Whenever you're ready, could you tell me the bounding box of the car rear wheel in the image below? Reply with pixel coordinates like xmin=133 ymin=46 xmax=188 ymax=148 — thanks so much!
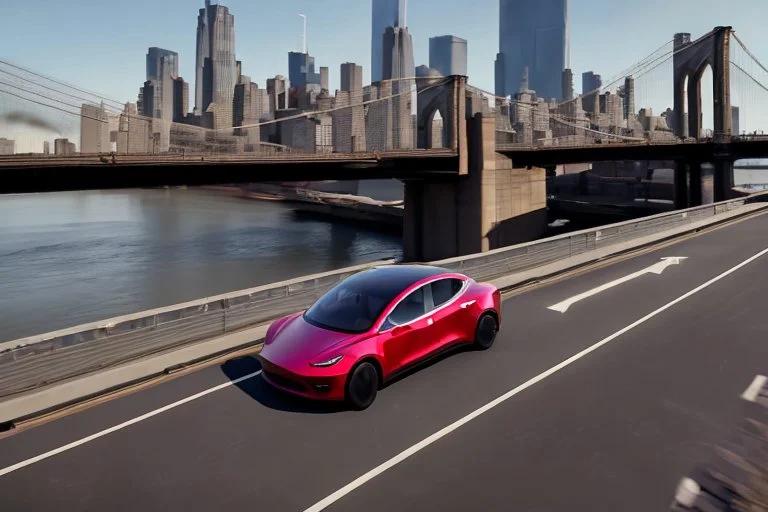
xmin=474 ymin=313 xmax=498 ymax=350
xmin=345 ymin=362 xmax=379 ymax=410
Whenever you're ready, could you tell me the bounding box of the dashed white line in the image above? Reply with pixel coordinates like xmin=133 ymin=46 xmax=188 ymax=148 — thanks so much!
xmin=741 ymin=375 xmax=767 ymax=402
xmin=302 ymin=246 xmax=768 ymax=512
xmin=0 ymin=371 xmax=262 ymax=478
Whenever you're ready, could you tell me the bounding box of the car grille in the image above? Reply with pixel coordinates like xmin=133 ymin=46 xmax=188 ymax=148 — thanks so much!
xmin=263 ymin=370 xmax=307 ymax=393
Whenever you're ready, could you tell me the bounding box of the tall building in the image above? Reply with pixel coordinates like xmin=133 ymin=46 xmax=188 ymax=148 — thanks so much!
xmin=54 ymin=138 xmax=76 ymax=155
xmin=732 ymin=105 xmax=740 ymax=135
xmin=43 ymin=140 xmax=50 ymax=155
xmin=173 ymin=77 xmax=189 ymax=122
xmin=371 ymin=0 xmax=405 ymax=83
xmin=320 ymin=67 xmax=329 ymax=91
xmin=562 ymin=69 xmax=574 ymax=100
xmin=582 ymin=71 xmax=601 ymax=114
xmin=266 ymin=76 xmax=290 ymax=115
xmin=195 ymin=0 xmax=237 ymax=129
xmin=146 ymin=48 xmax=178 ymax=82
xmin=288 ymin=52 xmax=321 ymax=89
xmin=496 ymin=0 xmax=568 ymax=100
xmin=234 ymin=76 xmax=270 ymax=136
xmin=622 ymin=76 xmax=635 ymax=120
xmin=0 ymin=138 xmax=14 ymax=155
xmin=334 ymin=63 xmax=366 ymax=152
xmin=80 ymin=103 xmax=110 ymax=153
xmin=382 ymin=25 xmax=416 ymax=149
xmin=428 ymin=35 xmax=468 ymax=77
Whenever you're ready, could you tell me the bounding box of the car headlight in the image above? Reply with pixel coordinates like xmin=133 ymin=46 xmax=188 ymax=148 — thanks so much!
xmin=311 ymin=355 xmax=343 ymax=367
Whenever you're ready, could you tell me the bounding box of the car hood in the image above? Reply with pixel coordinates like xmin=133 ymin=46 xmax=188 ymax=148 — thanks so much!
xmin=261 ymin=314 xmax=359 ymax=369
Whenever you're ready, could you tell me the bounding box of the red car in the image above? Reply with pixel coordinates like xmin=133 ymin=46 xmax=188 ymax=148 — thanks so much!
xmin=258 ymin=265 xmax=501 ymax=410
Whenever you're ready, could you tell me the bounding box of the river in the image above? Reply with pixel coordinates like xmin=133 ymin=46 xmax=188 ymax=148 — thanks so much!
xmin=0 ymin=187 xmax=403 ymax=341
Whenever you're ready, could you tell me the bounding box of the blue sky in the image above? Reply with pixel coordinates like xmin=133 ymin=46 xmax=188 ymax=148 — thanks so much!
xmin=1 ymin=0 xmax=766 ymax=104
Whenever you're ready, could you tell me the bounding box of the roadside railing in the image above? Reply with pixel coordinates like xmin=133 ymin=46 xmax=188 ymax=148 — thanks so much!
xmin=1 ymin=191 xmax=767 ymax=398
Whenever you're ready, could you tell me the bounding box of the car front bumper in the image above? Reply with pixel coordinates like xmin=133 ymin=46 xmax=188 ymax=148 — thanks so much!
xmin=258 ymin=355 xmax=348 ymax=401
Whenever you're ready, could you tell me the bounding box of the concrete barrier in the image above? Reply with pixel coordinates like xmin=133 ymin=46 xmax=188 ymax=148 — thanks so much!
xmin=2 ymin=191 xmax=767 ymax=399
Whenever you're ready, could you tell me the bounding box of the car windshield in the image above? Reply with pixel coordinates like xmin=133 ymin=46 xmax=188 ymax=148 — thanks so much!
xmin=304 ymin=272 xmax=405 ymax=333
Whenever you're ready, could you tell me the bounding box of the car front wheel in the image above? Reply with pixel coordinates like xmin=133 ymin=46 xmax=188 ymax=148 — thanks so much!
xmin=474 ymin=313 xmax=499 ymax=350
xmin=345 ymin=361 xmax=379 ymax=410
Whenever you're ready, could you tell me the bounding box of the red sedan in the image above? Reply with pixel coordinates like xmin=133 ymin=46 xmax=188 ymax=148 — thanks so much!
xmin=258 ymin=265 xmax=501 ymax=409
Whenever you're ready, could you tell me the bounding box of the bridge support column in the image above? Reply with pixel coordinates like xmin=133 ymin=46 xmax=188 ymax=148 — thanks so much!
xmin=690 ymin=161 xmax=703 ymax=207
xmin=402 ymin=113 xmax=547 ymax=262
xmin=713 ymin=158 xmax=734 ymax=202
xmin=674 ymin=160 xmax=689 ymax=209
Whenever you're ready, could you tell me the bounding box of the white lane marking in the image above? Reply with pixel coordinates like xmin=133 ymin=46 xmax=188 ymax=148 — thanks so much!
xmin=303 ymin=247 xmax=768 ymax=512
xmin=741 ymin=375 xmax=767 ymax=402
xmin=0 ymin=370 xmax=262 ymax=478
xmin=548 ymin=257 xmax=689 ymax=313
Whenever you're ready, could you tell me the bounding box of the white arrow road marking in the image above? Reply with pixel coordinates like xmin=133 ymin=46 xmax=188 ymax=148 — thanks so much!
xmin=741 ymin=375 xmax=767 ymax=402
xmin=548 ymin=257 xmax=688 ymax=313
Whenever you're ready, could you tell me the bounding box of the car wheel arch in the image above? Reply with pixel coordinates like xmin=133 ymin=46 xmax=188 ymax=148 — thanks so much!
xmin=351 ymin=357 xmax=384 ymax=388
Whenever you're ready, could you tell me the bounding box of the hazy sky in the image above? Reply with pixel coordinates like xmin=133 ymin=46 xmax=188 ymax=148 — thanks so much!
xmin=2 ymin=0 xmax=767 ymax=103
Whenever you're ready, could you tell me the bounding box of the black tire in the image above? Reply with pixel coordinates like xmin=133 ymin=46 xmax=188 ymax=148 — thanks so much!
xmin=474 ymin=313 xmax=499 ymax=350
xmin=345 ymin=362 xmax=379 ymax=410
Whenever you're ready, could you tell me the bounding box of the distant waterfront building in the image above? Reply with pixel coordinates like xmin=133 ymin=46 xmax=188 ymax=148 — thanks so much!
xmin=43 ymin=140 xmax=50 ymax=155
xmin=117 ymin=103 xmax=153 ymax=154
xmin=80 ymin=103 xmax=110 ymax=153
xmin=234 ymin=76 xmax=270 ymax=137
xmin=732 ymin=105 xmax=740 ymax=135
xmin=173 ymin=77 xmax=189 ymax=123
xmin=372 ymin=0 xmax=405 ymax=83
xmin=428 ymin=35 xmax=467 ymax=77
xmin=334 ymin=63 xmax=366 ymax=152
xmin=54 ymin=138 xmax=76 ymax=155
xmin=582 ymin=71 xmax=602 ymax=114
xmin=147 ymin=48 xmax=178 ymax=82
xmin=623 ymin=76 xmax=635 ymax=120
xmin=320 ymin=67 xmax=329 ymax=91
xmin=0 ymin=138 xmax=15 ymax=155
xmin=195 ymin=0 xmax=237 ymax=129
xmin=288 ymin=51 xmax=321 ymax=89
xmin=382 ymin=25 xmax=416 ymax=149
xmin=562 ymin=69 xmax=574 ymax=100
xmin=496 ymin=0 xmax=568 ymax=100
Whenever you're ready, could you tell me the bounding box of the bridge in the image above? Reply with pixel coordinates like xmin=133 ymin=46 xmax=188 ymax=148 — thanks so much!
xmin=2 ymin=27 xmax=768 ymax=260
xmin=3 ymin=27 xmax=768 ymax=263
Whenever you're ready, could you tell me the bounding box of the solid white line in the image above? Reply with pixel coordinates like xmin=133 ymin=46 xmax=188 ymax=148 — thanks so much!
xmin=0 ymin=370 xmax=262 ymax=478
xmin=303 ymin=247 xmax=768 ymax=512
xmin=548 ymin=257 xmax=688 ymax=313
xmin=741 ymin=375 xmax=767 ymax=402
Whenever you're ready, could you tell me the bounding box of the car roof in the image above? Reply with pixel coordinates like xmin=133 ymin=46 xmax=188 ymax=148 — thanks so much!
xmin=357 ymin=265 xmax=459 ymax=290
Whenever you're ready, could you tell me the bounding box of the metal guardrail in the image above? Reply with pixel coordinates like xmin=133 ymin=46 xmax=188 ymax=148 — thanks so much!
xmin=431 ymin=192 xmax=768 ymax=282
xmin=1 ymin=192 xmax=767 ymax=398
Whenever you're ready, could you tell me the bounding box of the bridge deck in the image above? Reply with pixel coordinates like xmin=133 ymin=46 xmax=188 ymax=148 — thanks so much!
xmin=1 ymin=210 xmax=766 ymax=510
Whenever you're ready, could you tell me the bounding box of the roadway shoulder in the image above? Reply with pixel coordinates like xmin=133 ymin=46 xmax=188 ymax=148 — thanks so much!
xmin=490 ymin=203 xmax=768 ymax=291
xmin=0 ymin=324 xmax=267 ymax=427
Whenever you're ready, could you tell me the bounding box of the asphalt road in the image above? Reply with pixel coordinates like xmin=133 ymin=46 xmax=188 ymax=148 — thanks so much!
xmin=1 ymin=212 xmax=768 ymax=511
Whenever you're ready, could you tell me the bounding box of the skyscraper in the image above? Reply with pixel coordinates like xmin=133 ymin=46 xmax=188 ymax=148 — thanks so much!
xmin=194 ymin=0 xmax=237 ymax=129
xmin=495 ymin=0 xmax=568 ymax=100
xmin=371 ymin=0 xmax=405 ymax=83
xmin=581 ymin=71 xmax=601 ymax=114
xmin=146 ymin=48 xmax=178 ymax=82
xmin=382 ymin=25 xmax=416 ymax=149
xmin=429 ymin=35 xmax=467 ymax=77
xmin=80 ymin=103 xmax=110 ymax=153
xmin=288 ymin=52 xmax=321 ymax=88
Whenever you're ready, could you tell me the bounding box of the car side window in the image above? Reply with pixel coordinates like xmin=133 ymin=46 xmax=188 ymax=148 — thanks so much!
xmin=430 ymin=278 xmax=465 ymax=309
xmin=383 ymin=286 xmax=426 ymax=328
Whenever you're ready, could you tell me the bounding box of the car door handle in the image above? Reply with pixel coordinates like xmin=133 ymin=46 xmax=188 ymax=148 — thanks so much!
xmin=460 ymin=300 xmax=476 ymax=309
xmin=426 ymin=318 xmax=434 ymax=326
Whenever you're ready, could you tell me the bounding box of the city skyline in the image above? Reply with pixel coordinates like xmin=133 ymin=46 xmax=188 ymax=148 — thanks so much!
xmin=3 ymin=0 xmax=765 ymax=106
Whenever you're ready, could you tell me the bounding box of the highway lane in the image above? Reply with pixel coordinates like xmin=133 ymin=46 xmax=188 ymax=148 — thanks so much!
xmin=1 ymin=211 xmax=767 ymax=511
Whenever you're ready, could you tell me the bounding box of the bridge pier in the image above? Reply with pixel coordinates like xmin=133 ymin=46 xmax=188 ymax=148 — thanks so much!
xmin=690 ymin=161 xmax=703 ymax=206
xmin=403 ymin=114 xmax=547 ymax=262
xmin=713 ymin=159 xmax=735 ymax=202
xmin=674 ymin=160 xmax=689 ymax=209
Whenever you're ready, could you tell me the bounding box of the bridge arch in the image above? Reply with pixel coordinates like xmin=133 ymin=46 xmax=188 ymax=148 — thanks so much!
xmin=416 ymin=76 xmax=466 ymax=151
xmin=673 ymin=27 xmax=732 ymax=141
